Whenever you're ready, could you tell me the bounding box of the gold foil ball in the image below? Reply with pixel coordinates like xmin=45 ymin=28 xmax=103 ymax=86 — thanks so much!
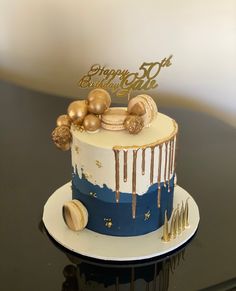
xmin=51 ymin=125 xmax=72 ymax=151
xmin=67 ymin=100 xmax=88 ymax=123
xmin=88 ymin=99 xmax=107 ymax=115
xmin=56 ymin=114 xmax=72 ymax=127
xmin=83 ymin=114 xmax=101 ymax=132
xmin=87 ymin=88 xmax=111 ymax=108
xmin=124 ymin=115 xmax=144 ymax=134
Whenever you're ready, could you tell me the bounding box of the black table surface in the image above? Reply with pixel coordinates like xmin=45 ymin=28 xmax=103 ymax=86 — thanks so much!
xmin=0 ymin=80 xmax=236 ymax=291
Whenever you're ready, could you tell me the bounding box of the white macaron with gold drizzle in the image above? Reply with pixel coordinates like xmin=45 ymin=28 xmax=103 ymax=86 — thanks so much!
xmin=128 ymin=94 xmax=158 ymax=127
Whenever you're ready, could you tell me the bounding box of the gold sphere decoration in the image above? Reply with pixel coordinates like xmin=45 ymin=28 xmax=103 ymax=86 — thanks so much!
xmin=88 ymin=99 xmax=107 ymax=115
xmin=83 ymin=114 xmax=101 ymax=132
xmin=56 ymin=114 xmax=72 ymax=127
xmin=51 ymin=125 xmax=72 ymax=151
xmin=67 ymin=100 xmax=88 ymax=123
xmin=124 ymin=115 xmax=144 ymax=134
xmin=87 ymin=88 xmax=111 ymax=108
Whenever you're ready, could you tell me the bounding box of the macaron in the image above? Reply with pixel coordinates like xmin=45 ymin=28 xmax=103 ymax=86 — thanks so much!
xmin=101 ymin=107 xmax=128 ymax=131
xmin=62 ymin=200 xmax=88 ymax=231
xmin=128 ymin=94 xmax=158 ymax=127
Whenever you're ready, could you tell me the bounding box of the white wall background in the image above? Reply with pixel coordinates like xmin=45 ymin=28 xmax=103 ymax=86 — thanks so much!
xmin=0 ymin=0 xmax=235 ymax=125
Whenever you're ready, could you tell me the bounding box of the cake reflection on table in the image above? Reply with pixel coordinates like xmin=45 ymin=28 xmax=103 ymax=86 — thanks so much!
xmin=61 ymin=249 xmax=186 ymax=291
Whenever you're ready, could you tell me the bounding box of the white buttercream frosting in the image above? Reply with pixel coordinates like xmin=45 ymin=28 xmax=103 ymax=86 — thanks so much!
xmin=72 ymin=111 xmax=174 ymax=148
xmin=71 ymin=110 xmax=177 ymax=195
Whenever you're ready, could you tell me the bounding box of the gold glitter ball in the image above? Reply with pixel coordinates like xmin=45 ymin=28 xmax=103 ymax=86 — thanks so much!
xmin=51 ymin=125 xmax=72 ymax=151
xmin=124 ymin=115 xmax=144 ymax=134
xmin=56 ymin=114 xmax=72 ymax=127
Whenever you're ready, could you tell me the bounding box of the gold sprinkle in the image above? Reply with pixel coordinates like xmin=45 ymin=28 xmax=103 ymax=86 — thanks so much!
xmin=96 ymin=160 xmax=102 ymax=168
xmin=89 ymin=192 xmax=97 ymax=198
xmin=104 ymin=218 xmax=113 ymax=228
xmin=84 ymin=172 xmax=92 ymax=180
xmin=114 ymin=149 xmax=120 ymax=203
xmin=150 ymin=147 xmax=155 ymax=185
xmin=144 ymin=210 xmax=151 ymax=221
xmin=74 ymin=145 xmax=79 ymax=154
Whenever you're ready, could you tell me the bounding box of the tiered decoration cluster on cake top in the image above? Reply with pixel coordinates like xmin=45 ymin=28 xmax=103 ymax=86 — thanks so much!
xmin=51 ymin=88 xmax=183 ymax=238
xmin=52 ymin=88 xmax=158 ymax=150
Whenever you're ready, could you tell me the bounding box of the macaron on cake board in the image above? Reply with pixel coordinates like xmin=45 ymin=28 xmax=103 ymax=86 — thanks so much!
xmin=44 ymin=88 xmax=200 ymax=261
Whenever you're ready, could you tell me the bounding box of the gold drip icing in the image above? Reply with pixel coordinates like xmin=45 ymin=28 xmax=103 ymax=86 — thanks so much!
xmin=142 ymin=148 xmax=146 ymax=175
xmin=113 ymin=119 xmax=178 ymax=151
xmin=164 ymin=142 xmax=168 ymax=187
xmin=150 ymin=147 xmax=155 ymax=185
xmin=167 ymin=140 xmax=172 ymax=192
xmin=113 ymin=149 xmax=120 ymax=203
xmin=132 ymin=150 xmax=138 ymax=219
xmin=112 ymin=120 xmax=178 ymax=219
xmin=174 ymin=134 xmax=178 ymax=174
xmin=157 ymin=188 xmax=161 ymax=209
xmin=170 ymin=138 xmax=174 ymax=175
xmin=123 ymin=150 xmax=128 ymax=182
xmin=157 ymin=144 xmax=163 ymax=208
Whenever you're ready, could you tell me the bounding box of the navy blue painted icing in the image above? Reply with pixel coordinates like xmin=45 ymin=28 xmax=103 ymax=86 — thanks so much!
xmin=72 ymin=166 xmax=174 ymax=236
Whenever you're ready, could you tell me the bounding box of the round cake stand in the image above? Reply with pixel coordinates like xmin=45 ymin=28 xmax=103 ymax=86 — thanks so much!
xmin=43 ymin=182 xmax=200 ymax=261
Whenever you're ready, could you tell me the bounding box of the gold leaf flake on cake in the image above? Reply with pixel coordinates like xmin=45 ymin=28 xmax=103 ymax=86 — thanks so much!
xmin=104 ymin=218 xmax=113 ymax=228
xmin=89 ymin=192 xmax=97 ymax=198
xmin=95 ymin=160 xmax=102 ymax=168
xmin=144 ymin=210 xmax=151 ymax=221
xmin=74 ymin=145 xmax=79 ymax=154
xmin=84 ymin=172 xmax=92 ymax=180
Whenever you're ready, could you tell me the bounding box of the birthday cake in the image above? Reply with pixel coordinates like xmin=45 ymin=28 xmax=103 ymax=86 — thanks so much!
xmin=52 ymin=89 xmax=178 ymax=237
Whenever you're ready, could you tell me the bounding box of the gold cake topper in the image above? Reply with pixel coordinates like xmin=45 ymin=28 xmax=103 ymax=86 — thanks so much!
xmin=78 ymin=55 xmax=172 ymax=97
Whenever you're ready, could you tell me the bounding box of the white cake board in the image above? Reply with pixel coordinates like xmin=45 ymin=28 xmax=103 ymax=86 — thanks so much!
xmin=43 ymin=182 xmax=200 ymax=261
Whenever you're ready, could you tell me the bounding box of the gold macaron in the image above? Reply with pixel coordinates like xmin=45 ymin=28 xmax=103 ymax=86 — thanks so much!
xmin=62 ymin=200 xmax=88 ymax=231
xmin=101 ymin=107 xmax=128 ymax=131
xmin=128 ymin=94 xmax=158 ymax=127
